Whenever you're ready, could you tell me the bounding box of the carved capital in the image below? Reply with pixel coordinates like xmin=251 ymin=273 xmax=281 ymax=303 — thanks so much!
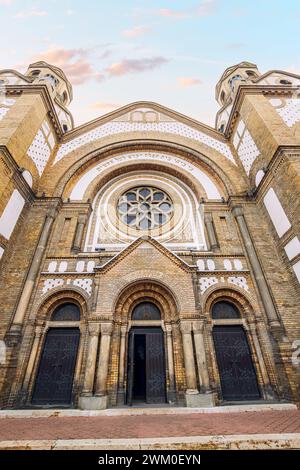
xmin=88 ymin=323 xmax=100 ymax=336
xmin=193 ymin=321 xmax=204 ymax=334
xmin=180 ymin=321 xmax=192 ymax=335
xmin=120 ymin=325 xmax=127 ymax=337
xmin=101 ymin=322 xmax=113 ymax=336
xmin=204 ymin=212 xmax=213 ymax=224
xmin=165 ymin=324 xmax=173 ymax=335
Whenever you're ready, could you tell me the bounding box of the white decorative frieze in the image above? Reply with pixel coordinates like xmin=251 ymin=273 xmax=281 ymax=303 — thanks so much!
xmin=54 ymin=119 xmax=235 ymax=164
xmin=70 ymin=152 xmax=222 ymax=200
xmin=27 ymin=120 xmax=55 ymax=176
xmin=42 ymin=279 xmax=64 ymax=294
xmin=237 ymin=129 xmax=260 ymax=175
xmin=228 ymin=276 xmax=249 ymax=291
xmin=199 ymin=277 xmax=218 ymax=294
xmin=27 ymin=129 xmax=51 ymax=176
xmin=73 ymin=278 xmax=93 ymax=295
xmin=270 ymin=98 xmax=300 ymax=128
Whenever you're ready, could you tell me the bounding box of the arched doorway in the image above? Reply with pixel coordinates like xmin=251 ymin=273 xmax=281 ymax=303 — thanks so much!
xmin=127 ymin=302 xmax=167 ymax=405
xmin=32 ymin=303 xmax=80 ymax=406
xmin=212 ymin=301 xmax=260 ymax=401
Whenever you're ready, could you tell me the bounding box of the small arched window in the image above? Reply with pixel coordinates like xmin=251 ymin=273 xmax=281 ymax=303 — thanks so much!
xmin=30 ymin=70 xmax=40 ymax=77
xmin=212 ymin=301 xmax=240 ymax=319
xmin=220 ymin=90 xmax=225 ymax=104
xmin=132 ymin=302 xmax=161 ymax=320
xmin=280 ymin=79 xmax=292 ymax=85
xmin=246 ymin=70 xmax=257 ymax=78
xmin=51 ymin=303 xmax=80 ymax=321
xmin=63 ymin=124 xmax=68 ymax=132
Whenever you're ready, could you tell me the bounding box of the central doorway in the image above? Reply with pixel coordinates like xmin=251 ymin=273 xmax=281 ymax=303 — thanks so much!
xmin=127 ymin=327 xmax=166 ymax=405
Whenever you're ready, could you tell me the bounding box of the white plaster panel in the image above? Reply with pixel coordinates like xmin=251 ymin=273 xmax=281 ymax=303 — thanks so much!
xmin=238 ymin=129 xmax=260 ymax=175
xmin=73 ymin=278 xmax=93 ymax=295
xmin=0 ymin=190 xmax=25 ymax=239
xmin=58 ymin=261 xmax=68 ymax=273
xmin=234 ymin=259 xmax=243 ymax=271
xmin=69 ymin=152 xmax=222 ymax=201
xmin=76 ymin=261 xmax=85 ymax=273
xmin=54 ymin=119 xmax=235 ymax=164
xmin=48 ymin=261 xmax=57 ymax=273
xmin=87 ymin=261 xmax=95 ymax=272
xmin=292 ymin=260 xmax=300 ymax=283
xmin=207 ymin=259 xmax=215 ymax=271
xmin=197 ymin=260 xmax=205 ymax=271
xmin=270 ymin=98 xmax=300 ymax=127
xmin=263 ymin=188 xmax=291 ymax=237
xmin=199 ymin=277 xmax=218 ymax=294
xmin=27 ymin=129 xmax=51 ymax=176
xmin=255 ymin=170 xmax=265 ymax=187
xmin=228 ymin=276 xmax=249 ymax=291
xmin=22 ymin=170 xmax=33 ymax=188
xmin=224 ymin=259 xmax=232 ymax=271
xmin=284 ymin=237 xmax=300 ymax=260
xmin=0 ymin=247 xmax=4 ymax=259
xmin=42 ymin=279 xmax=64 ymax=294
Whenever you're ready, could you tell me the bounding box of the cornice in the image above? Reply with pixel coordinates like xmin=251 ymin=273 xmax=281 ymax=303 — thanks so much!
xmin=4 ymin=84 xmax=64 ymax=138
xmin=225 ymin=85 xmax=300 ymax=138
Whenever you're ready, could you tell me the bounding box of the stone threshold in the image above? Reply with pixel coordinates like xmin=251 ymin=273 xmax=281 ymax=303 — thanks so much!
xmin=0 ymin=403 xmax=297 ymax=419
xmin=0 ymin=433 xmax=300 ymax=450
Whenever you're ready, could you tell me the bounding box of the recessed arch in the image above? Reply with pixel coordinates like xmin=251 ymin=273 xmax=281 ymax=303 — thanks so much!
xmin=52 ymin=141 xmax=239 ymax=201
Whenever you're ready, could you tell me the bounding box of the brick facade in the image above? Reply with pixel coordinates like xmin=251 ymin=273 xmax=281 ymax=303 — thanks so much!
xmin=0 ymin=60 xmax=299 ymax=410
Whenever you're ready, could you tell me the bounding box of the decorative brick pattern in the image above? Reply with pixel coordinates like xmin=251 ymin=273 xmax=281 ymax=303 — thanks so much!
xmin=54 ymin=120 xmax=235 ymax=163
xmin=237 ymin=130 xmax=260 ymax=175
xmin=270 ymin=98 xmax=300 ymax=128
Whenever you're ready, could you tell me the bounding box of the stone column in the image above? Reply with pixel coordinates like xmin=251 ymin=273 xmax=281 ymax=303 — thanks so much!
xmin=8 ymin=207 xmax=58 ymax=341
xmin=166 ymin=324 xmax=176 ymax=402
xmin=232 ymin=206 xmax=280 ymax=328
xmin=180 ymin=322 xmax=198 ymax=395
xmin=81 ymin=323 xmax=100 ymax=396
xmin=95 ymin=323 xmax=113 ymax=401
xmin=204 ymin=213 xmax=218 ymax=250
xmin=20 ymin=325 xmax=43 ymax=400
xmin=117 ymin=325 xmax=127 ymax=404
xmin=249 ymin=323 xmax=275 ymax=399
xmin=193 ymin=321 xmax=210 ymax=391
xmin=72 ymin=214 xmax=87 ymax=253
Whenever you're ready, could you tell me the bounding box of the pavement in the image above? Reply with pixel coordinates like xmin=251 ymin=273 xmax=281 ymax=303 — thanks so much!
xmin=0 ymin=404 xmax=299 ymax=450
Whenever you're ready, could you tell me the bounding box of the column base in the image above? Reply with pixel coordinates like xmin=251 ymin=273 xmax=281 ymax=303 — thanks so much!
xmin=78 ymin=395 xmax=108 ymax=410
xmin=185 ymin=391 xmax=215 ymax=408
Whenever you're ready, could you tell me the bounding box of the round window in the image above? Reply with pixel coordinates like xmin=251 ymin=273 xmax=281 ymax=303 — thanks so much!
xmin=118 ymin=186 xmax=173 ymax=230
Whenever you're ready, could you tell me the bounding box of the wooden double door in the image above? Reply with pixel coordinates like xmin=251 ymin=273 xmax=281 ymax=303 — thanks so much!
xmin=127 ymin=327 xmax=166 ymax=404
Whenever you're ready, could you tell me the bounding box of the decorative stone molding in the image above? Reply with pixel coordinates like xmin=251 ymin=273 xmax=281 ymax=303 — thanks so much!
xmin=54 ymin=119 xmax=235 ymax=164
xmin=88 ymin=323 xmax=100 ymax=336
xmin=180 ymin=322 xmax=192 ymax=334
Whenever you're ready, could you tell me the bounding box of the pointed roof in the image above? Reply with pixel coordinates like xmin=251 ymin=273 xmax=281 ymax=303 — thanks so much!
xmin=95 ymin=236 xmax=197 ymax=274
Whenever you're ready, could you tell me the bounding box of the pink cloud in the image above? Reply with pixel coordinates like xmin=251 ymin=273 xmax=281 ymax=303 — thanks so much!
xmin=14 ymin=9 xmax=48 ymax=19
xmin=156 ymin=1 xmax=217 ymax=20
xmin=178 ymin=77 xmax=202 ymax=88
xmin=123 ymin=25 xmax=151 ymax=38
xmin=91 ymin=102 xmax=121 ymax=111
xmin=33 ymin=48 xmax=104 ymax=85
xmin=106 ymin=57 xmax=169 ymax=76
xmin=157 ymin=8 xmax=188 ymax=19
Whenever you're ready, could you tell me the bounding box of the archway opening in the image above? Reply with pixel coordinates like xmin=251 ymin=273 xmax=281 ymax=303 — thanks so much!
xmin=212 ymin=301 xmax=260 ymax=402
xmin=127 ymin=302 xmax=166 ymax=405
xmin=31 ymin=303 xmax=80 ymax=407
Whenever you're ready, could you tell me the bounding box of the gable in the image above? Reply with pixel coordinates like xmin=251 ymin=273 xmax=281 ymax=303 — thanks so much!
xmin=53 ymin=102 xmax=235 ymax=165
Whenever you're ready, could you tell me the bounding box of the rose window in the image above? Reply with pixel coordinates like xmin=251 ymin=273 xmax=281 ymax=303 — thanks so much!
xmin=118 ymin=187 xmax=173 ymax=230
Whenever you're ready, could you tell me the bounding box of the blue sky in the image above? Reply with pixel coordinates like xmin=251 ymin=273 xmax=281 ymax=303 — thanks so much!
xmin=0 ymin=0 xmax=300 ymax=127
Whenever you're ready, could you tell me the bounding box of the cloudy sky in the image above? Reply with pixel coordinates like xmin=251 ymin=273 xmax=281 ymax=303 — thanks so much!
xmin=0 ymin=0 xmax=300 ymax=127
